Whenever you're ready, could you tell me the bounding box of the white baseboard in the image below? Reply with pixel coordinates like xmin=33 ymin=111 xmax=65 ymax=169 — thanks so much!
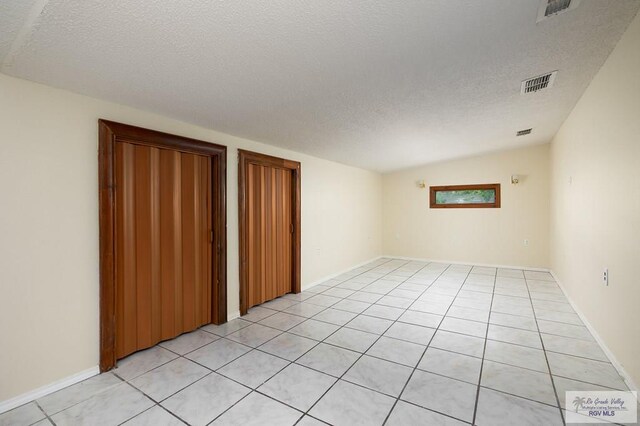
xmin=228 ymin=257 xmax=385 ymax=321
xmin=7 ymin=259 xmax=631 ymax=416
xmin=0 ymin=366 xmax=99 ymax=414
xmin=1 ymin=308 xmax=241 ymax=413
xmin=384 ymin=256 xmax=637 ymax=396
xmin=301 ymin=255 xmax=384 ymax=291
xmin=383 ymin=255 xmax=550 ymax=272
xmin=550 ymin=271 xmax=639 ymax=398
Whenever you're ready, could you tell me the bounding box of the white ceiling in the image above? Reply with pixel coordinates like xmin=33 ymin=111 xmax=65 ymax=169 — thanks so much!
xmin=0 ymin=0 xmax=39 ymax=63
xmin=1 ymin=1 xmax=638 ymax=172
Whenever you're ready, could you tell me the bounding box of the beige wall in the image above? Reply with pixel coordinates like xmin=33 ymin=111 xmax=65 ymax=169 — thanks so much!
xmin=382 ymin=144 xmax=550 ymax=268
xmin=550 ymin=11 xmax=640 ymax=387
xmin=0 ymin=73 xmax=382 ymax=402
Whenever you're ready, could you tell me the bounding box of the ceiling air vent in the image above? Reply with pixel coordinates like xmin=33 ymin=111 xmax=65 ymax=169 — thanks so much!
xmin=521 ymin=71 xmax=557 ymax=94
xmin=517 ymin=128 xmax=533 ymax=136
xmin=537 ymin=0 xmax=581 ymax=22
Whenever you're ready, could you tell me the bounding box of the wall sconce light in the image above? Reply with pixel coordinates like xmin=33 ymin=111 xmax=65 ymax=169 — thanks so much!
xmin=511 ymin=175 xmax=520 ymax=185
xmin=417 ymin=180 xmax=426 ymax=189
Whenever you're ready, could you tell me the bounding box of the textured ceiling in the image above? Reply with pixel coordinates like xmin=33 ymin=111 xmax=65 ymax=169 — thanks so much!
xmin=0 ymin=0 xmax=39 ymax=62
xmin=1 ymin=0 xmax=638 ymax=172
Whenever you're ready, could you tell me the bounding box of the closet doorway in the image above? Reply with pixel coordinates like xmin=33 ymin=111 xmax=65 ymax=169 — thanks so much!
xmin=238 ymin=150 xmax=301 ymax=315
xmin=98 ymin=120 xmax=227 ymax=371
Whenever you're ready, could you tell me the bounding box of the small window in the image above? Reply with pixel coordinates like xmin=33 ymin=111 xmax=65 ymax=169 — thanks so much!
xmin=430 ymin=184 xmax=501 ymax=208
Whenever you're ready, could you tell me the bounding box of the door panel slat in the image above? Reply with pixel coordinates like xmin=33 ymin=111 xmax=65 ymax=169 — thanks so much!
xmin=159 ymin=149 xmax=176 ymax=340
xmin=149 ymin=147 xmax=161 ymax=345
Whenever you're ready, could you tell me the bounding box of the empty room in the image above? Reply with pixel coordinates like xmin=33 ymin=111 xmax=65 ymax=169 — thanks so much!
xmin=1 ymin=1 xmax=639 ymax=425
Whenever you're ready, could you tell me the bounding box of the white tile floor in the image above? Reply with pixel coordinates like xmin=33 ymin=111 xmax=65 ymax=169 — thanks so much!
xmin=2 ymin=258 xmax=634 ymax=426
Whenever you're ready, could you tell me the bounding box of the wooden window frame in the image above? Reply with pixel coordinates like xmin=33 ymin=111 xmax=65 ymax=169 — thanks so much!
xmin=429 ymin=183 xmax=501 ymax=209
xmin=98 ymin=120 xmax=227 ymax=372
xmin=237 ymin=149 xmax=301 ymax=315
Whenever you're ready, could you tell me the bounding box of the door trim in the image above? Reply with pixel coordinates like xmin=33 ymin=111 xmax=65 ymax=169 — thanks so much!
xmin=98 ymin=120 xmax=227 ymax=372
xmin=237 ymin=149 xmax=301 ymax=315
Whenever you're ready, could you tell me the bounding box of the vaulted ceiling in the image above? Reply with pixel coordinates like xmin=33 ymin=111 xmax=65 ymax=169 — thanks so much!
xmin=1 ymin=1 xmax=638 ymax=172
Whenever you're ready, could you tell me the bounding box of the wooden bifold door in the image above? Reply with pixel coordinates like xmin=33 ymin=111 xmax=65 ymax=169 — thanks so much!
xmin=114 ymin=144 xmax=211 ymax=359
xmin=99 ymin=120 xmax=227 ymax=371
xmin=238 ymin=150 xmax=301 ymax=315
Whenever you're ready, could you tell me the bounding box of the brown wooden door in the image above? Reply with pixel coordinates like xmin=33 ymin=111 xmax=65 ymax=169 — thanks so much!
xmin=114 ymin=141 xmax=211 ymax=359
xmin=245 ymin=163 xmax=293 ymax=309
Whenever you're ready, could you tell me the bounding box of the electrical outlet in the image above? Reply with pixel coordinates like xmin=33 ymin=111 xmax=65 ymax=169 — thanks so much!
xmin=603 ymin=268 xmax=609 ymax=286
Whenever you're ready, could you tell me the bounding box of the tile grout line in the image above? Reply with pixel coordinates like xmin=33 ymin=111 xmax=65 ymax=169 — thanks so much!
xmin=45 ymin=268 xmax=514 ymax=425
xmin=113 ymin=303 xmax=324 ymax=426
xmin=183 ymin=260 xmax=400 ymax=376
xmin=470 ymin=269 xmax=497 ymax=425
xmin=33 ymin=400 xmax=56 ymax=426
xmin=296 ymin=259 xmax=418 ymax=422
xmin=119 ymin=316 xmax=318 ymax=425
xmin=123 ymin=371 xmax=215 ymax=425
xmin=36 ymin=370 xmax=131 ymax=421
xmin=40 ymin=364 xmax=195 ymax=426
xmin=185 ymin=306 xmax=614 ymax=416
xmin=381 ymin=263 xmax=476 ymax=425
xmin=150 ymin=403 xmax=190 ymax=426
xmin=524 ymin=274 xmax=567 ymax=425
xmin=114 ymin=403 xmax=185 ymax=426
xmin=218 ymin=298 xmax=600 ymax=357
xmin=282 ymin=259 xmax=443 ymax=424
xmin=330 ymin=264 xmax=510 ymax=422
xmin=260 ymin=258 xmax=409 ymax=425
xmin=0 ymin=263 xmax=453 ymax=423
xmin=204 ymin=258 xmax=405 ymax=425
xmin=9 ymin=270 xmax=557 ymax=425
xmin=204 ymin=260 xmax=404 ymax=424
xmin=23 ymin=261 xmax=602 ymax=426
